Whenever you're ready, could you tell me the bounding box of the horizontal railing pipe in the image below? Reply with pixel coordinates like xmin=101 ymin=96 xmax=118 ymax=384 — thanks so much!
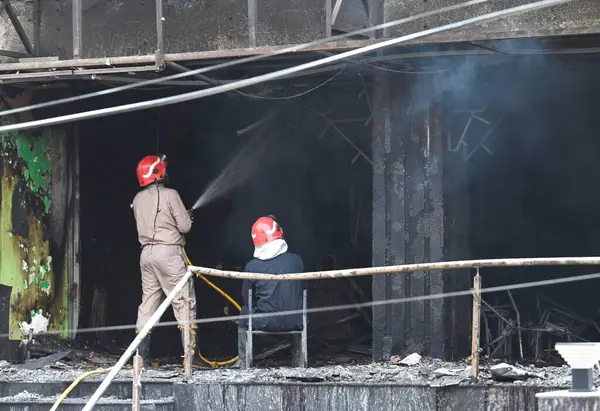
xmin=189 ymin=257 xmax=600 ymax=281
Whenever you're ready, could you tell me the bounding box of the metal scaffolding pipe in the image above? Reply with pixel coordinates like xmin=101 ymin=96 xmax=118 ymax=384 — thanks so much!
xmin=188 ymin=256 xmax=600 ymax=281
xmin=72 ymin=0 xmax=82 ymax=59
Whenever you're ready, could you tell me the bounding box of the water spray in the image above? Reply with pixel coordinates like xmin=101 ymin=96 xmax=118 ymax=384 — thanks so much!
xmin=192 ymin=113 xmax=276 ymax=210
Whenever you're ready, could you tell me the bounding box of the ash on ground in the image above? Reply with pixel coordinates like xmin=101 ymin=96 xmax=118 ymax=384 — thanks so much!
xmin=188 ymin=357 xmax=576 ymax=388
xmin=0 ymin=352 xmax=582 ymax=389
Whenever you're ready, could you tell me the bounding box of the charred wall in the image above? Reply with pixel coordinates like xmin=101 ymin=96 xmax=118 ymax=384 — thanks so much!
xmin=0 ymin=99 xmax=72 ymax=360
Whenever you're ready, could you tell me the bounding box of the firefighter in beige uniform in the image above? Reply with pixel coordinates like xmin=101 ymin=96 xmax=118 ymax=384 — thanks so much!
xmin=132 ymin=154 xmax=202 ymax=366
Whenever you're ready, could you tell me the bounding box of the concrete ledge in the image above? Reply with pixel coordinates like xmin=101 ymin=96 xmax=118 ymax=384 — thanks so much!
xmin=173 ymin=382 xmax=562 ymax=411
xmin=536 ymin=390 xmax=600 ymax=411
xmin=0 ymin=381 xmax=173 ymax=401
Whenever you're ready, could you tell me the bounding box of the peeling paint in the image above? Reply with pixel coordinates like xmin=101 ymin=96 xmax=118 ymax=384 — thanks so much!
xmin=18 ymin=309 xmax=50 ymax=336
xmin=0 ymin=114 xmax=69 ymax=344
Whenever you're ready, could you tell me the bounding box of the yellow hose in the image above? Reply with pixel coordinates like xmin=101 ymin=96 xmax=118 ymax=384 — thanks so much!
xmin=50 ymin=368 xmax=111 ymax=411
xmin=183 ymin=249 xmax=241 ymax=368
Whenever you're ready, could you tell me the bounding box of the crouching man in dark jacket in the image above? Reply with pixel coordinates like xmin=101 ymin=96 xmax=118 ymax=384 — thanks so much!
xmin=234 ymin=215 xmax=304 ymax=368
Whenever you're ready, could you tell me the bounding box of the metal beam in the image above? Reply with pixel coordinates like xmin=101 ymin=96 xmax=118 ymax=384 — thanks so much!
xmin=0 ymin=0 xmax=8 ymax=16
xmin=248 ymin=0 xmax=258 ymax=47
xmin=368 ymin=0 xmax=383 ymax=39
xmin=156 ymin=0 xmax=164 ymax=55
xmin=331 ymin=0 xmax=344 ymax=26
xmin=2 ymin=0 xmax=34 ymax=55
xmin=72 ymin=0 xmax=82 ymax=58
xmin=0 ymin=40 xmax=372 ymax=71
xmin=325 ymin=0 xmax=332 ymax=37
xmin=0 ymin=49 xmax=29 ymax=59
xmin=32 ymin=0 xmax=41 ymax=55
xmin=0 ymin=65 xmax=159 ymax=83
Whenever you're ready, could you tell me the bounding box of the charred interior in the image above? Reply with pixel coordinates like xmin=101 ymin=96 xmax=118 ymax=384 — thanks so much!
xmin=55 ymin=66 xmax=376 ymax=362
xmin=463 ymin=52 xmax=600 ymax=361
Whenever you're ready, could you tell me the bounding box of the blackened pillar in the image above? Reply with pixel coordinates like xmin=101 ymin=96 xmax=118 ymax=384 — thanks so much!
xmin=372 ymin=75 xmax=471 ymax=361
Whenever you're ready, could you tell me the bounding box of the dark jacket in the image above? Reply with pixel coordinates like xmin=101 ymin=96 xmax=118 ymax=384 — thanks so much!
xmin=241 ymin=252 xmax=304 ymax=331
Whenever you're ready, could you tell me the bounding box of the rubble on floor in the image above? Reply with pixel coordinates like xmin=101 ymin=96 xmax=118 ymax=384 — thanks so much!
xmin=0 ymin=359 xmax=182 ymax=383
xmin=0 ymin=334 xmax=584 ymax=389
xmin=187 ymin=357 xmax=579 ymax=388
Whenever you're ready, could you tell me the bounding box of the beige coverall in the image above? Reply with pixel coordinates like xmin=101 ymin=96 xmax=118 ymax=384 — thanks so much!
xmin=132 ymin=184 xmax=196 ymax=332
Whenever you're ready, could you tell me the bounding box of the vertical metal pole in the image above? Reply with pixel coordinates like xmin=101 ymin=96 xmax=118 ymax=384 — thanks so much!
xmin=325 ymin=0 xmax=332 ymax=37
xmin=155 ymin=0 xmax=164 ymax=53
xmin=32 ymin=0 xmax=41 ymax=55
xmin=183 ymin=279 xmax=193 ymax=381
xmin=246 ymin=288 xmax=253 ymax=369
xmin=72 ymin=0 xmax=82 ymax=58
xmin=368 ymin=0 xmax=383 ymax=39
xmin=132 ymin=352 xmax=142 ymax=411
xmin=301 ymin=289 xmax=308 ymax=368
xmin=331 ymin=0 xmax=344 ymax=26
xmin=247 ymin=0 xmax=258 ymax=47
xmin=470 ymin=268 xmax=481 ymax=379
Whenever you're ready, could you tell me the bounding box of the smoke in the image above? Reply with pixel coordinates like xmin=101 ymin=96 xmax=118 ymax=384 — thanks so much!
xmin=402 ymin=39 xmax=600 ymax=272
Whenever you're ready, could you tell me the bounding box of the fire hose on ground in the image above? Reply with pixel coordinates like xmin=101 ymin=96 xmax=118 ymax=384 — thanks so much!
xmin=49 ymin=367 xmax=111 ymax=411
xmin=182 ymin=249 xmax=242 ymax=368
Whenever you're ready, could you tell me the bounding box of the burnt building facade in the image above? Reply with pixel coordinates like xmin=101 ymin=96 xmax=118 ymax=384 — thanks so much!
xmin=1 ymin=0 xmax=600 ymax=363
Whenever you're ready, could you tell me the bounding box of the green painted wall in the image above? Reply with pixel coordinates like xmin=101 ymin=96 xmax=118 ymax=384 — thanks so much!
xmin=0 ymin=122 xmax=69 ymax=341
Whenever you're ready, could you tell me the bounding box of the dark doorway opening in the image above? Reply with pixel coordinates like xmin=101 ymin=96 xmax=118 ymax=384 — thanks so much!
xmin=51 ymin=70 xmax=376 ymax=362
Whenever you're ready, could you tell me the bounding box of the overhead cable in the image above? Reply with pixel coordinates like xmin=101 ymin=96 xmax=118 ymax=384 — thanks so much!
xmin=0 ymin=0 xmax=488 ymax=118
xmin=0 ymin=0 xmax=571 ymax=133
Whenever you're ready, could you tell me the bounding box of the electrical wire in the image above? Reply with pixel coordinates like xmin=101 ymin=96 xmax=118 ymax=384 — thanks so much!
xmin=0 ymin=0 xmax=571 ymax=133
xmin=0 ymin=0 xmax=489 ymax=118
xmin=235 ymin=69 xmax=344 ymax=100
xmin=7 ymin=266 xmax=600 ymax=339
xmin=363 ymin=61 xmax=450 ymax=74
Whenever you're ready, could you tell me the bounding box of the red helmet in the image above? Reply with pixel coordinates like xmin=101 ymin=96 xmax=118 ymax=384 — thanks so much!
xmin=251 ymin=215 xmax=284 ymax=247
xmin=136 ymin=155 xmax=167 ymax=187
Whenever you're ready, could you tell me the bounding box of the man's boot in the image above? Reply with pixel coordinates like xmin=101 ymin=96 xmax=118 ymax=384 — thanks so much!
xmin=180 ymin=326 xmax=213 ymax=369
xmin=137 ymin=334 xmax=151 ymax=365
xmin=229 ymin=328 xmax=248 ymax=369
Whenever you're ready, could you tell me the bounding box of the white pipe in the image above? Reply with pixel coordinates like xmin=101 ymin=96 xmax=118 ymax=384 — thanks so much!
xmin=188 ymin=256 xmax=600 ymax=281
xmin=82 ymin=270 xmax=194 ymax=411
